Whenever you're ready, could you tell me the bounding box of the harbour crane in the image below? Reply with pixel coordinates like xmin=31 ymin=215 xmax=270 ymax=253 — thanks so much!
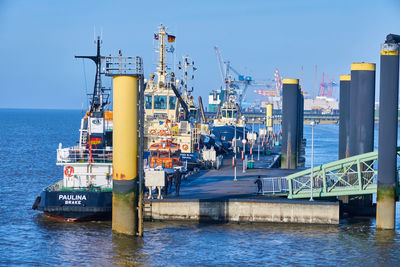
xmin=252 ymin=69 xmax=282 ymax=97
xmin=318 ymin=72 xmax=338 ymax=98
xmin=213 ymin=46 xmax=254 ymax=105
xmin=213 ymin=46 xmax=280 ymax=108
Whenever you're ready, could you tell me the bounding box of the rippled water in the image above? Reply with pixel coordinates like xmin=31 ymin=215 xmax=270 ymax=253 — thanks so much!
xmin=1 ymin=109 xmax=400 ymax=266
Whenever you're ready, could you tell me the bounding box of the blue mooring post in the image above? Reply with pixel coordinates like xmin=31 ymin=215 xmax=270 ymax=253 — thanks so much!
xmin=296 ymin=87 xmax=301 ymax=167
xmin=377 ymin=35 xmax=400 ymax=230
xmin=349 ymin=62 xmax=376 ymax=211
xmin=339 ymin=75 xmax=351 ymax=160
xmin=281 ymin=79 xmax=299 ymax=169
xmin=338 ymin=75 xmax=351 ymax=205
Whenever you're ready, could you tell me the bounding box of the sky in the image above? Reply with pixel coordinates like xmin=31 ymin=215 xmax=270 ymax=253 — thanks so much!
xmin=0 ymin=0 xmax=399 ymax=109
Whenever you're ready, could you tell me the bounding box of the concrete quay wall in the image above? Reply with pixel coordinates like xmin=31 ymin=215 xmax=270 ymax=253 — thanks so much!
xmin=147 ymin=199 xmax=339 ymax=225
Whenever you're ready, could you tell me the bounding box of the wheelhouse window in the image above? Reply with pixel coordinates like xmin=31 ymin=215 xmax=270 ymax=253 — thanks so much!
xmin=169 ymin=96 xmax=177 ymax=110
xmin=145 ymin=95 xmax=153 ymax=109
xmin=154 ymin=96 xmax=167 ymax=109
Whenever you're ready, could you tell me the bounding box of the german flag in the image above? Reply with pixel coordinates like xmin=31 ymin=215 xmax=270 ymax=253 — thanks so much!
xmin=168 ymin=35 xmax=175 ymax=43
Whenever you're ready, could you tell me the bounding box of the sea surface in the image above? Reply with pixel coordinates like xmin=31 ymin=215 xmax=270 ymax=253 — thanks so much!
xmin=1 ymin=109 xmax=400 ymax=266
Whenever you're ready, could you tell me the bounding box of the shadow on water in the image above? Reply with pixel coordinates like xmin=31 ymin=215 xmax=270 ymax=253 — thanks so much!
xmin=34 ymin=214 xmax=151 ymax=266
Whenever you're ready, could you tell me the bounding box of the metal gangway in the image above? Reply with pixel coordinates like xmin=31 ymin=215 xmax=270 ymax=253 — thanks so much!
xmin=285 ymin=148 xmax=400 ymax=199
xmin=261 ymin=148 xmax=400 ymax=199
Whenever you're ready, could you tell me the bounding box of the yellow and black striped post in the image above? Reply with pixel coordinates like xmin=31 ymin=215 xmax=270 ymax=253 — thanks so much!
xmin=377 ymin=41 xmax=399 ymax=229
xmin=112 ymin=75 xmax=139 ymax=235
xmin=281 ymin=79 xmax=299 ymax=169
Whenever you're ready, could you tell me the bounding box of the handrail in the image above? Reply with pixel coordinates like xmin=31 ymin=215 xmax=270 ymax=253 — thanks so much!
xmin=57 ymin=147 xmax=113 ymax=163
xmin=285 ymin=147 xmax=400 ymax=199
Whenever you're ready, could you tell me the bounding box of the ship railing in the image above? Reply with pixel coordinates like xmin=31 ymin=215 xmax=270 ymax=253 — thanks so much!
xmin=57 ymin=147 xmax=113 ymax=163
xmin=105 ymin=55 xmax=143 ymax=76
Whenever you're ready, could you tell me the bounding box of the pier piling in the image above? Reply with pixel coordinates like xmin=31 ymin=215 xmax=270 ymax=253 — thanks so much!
xmin=281 ymin=79 xmax=299 ymax=169
xmin=377 ymin=40 xmax=399 ymax=230
xmin=266 ymin=103 xmax=273 ymax=133
xmin=339 ymin=75 xmax=351 ymax=160
xmin=349 ymin=62 xmax=376 ymax=210
xmin=112 ymin=75 xmax=139 ymax=236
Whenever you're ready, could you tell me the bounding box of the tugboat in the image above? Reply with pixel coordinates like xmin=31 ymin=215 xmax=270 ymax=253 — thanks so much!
xmin=144 ymin=25 xmax=212 ymax=168
xmin=211 ymin=86 xmax=247 ymax=151
xmin=32 ymin=37 xmax=113 ymax=221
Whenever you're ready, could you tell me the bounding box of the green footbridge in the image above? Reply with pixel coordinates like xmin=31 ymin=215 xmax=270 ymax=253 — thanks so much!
xmin=265 ymin=148 xmax=400 ymax=199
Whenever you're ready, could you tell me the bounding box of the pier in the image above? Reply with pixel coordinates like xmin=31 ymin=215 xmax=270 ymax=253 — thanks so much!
xmin=145 ymin=156 xmax=339 ymax=224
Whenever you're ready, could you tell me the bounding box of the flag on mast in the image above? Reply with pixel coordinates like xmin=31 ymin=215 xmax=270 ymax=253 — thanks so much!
xmin=154 ymin=33 xmax=159 ymax=40
xmin=168 ymin=35 xmax=175 ymax=42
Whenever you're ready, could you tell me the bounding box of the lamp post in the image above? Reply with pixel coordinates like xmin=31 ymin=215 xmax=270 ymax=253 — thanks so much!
xmin=234 ymin=118 xmax=237 ymax=181
xmin=257 ymin=117 xmax=261 ymax=161
xmin=252 ymin=118 xmax=255 ymax=161
xmin=310 ymin=120 xmax=315 ymax=201
xmin=242 ymin=115 xmax=246 ymax=173
xmin=234 ymin=118 xmax=237 ymax=157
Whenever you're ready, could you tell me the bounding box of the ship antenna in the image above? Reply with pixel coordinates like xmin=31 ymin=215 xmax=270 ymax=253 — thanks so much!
xmin=75 ymin=36 xmax=105 ymax=114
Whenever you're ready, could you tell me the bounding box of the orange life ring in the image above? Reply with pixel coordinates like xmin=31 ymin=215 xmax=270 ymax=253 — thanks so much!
xmin=182 ymin=144 xmax=189 ymax=150
xmin=64 ymin=166 xmax=74 ymax=177
xmin=159 ymin=130 xmax=167 ymax=136
xmin=150 ymin=129 xmax=156 ymax=135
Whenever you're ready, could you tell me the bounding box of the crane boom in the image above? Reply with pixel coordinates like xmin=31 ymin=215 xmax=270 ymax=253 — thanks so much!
xmin=214 ymin=46 xmax=226 ymax=87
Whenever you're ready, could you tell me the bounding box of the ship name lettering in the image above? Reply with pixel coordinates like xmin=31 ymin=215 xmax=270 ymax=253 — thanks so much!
xmin=58 ymin=194 xmax=87 ymax=201
xmin=64 ymin=200 xmax=81 ymax=205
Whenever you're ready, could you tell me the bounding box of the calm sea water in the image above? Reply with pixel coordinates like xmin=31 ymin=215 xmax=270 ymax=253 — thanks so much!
xmin=1 ymin=109 xmax=400 ymax=266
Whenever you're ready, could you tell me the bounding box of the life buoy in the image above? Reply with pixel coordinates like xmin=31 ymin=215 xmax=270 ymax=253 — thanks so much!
xmin=182 ymin=144 xmax=189 ymax=150
xmin=150 ymin=129 xmax=156 ymax=135
xmin=64 ymin=166 xmax=74 ymax=177
xmin=159 ymin=130 xmax=167 ymax=136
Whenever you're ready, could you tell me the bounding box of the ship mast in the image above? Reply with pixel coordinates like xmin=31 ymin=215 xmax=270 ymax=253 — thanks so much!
xmin=157 ymin=25 xmax=168 ymax=85
xmin=76 ymin=36 xmax=106 ymax=114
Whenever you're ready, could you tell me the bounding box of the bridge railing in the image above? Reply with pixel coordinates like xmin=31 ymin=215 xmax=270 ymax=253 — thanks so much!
xmin=286 ymin=148 xmax=400 ymax=199
xmin=286 ymin=151 xmax=381 ymax=199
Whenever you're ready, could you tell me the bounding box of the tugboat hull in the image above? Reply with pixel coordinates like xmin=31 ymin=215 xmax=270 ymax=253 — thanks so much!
xmin=212 ymin=126 xmax=245 ymax=150
xmin=34 ymin=185 xmax=112 ymax=221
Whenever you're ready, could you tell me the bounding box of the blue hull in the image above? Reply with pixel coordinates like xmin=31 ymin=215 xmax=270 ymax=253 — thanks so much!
xmin=33 ymin=183 xmax=112 ymax=221
xmin=212 ymin=126 xmax=246 ymax=149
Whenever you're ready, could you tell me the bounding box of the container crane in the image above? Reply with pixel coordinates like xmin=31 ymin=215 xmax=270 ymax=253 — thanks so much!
xmin=318 ymin=72 xmax=338 ymax=98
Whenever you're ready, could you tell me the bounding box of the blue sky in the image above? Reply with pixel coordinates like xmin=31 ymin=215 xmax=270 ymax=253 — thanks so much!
xmin=0 ymin=0 xmax=399 ymax=109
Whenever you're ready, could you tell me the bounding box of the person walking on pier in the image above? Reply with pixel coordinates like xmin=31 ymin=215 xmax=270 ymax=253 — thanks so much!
xmin=255 ymin=176 xmax=263 ymax=195
xmin=174 ymin=168 xmax=182 ymax=196
xmin=164 ymin=173 xmax=172 ymax=197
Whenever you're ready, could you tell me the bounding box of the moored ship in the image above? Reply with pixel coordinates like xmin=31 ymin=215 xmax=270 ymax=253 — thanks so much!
xmin=32 ymin=37 xmax=113 ymax=221
xmin=211 ymin=87 xmax=247 ymax=151
xmin=144 ymin=25 xmax=211 ymax=167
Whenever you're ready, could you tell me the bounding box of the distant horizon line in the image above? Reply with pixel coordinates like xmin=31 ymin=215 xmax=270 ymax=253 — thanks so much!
xmin=0 ymin=107 xmax=87 ymax=111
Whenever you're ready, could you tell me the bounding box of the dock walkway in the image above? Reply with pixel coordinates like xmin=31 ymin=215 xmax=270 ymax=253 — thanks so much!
xmin=167 ymin=157 xmax=297 ymax=199
xmin=145 ymin=155 xmax=340 ymax=225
